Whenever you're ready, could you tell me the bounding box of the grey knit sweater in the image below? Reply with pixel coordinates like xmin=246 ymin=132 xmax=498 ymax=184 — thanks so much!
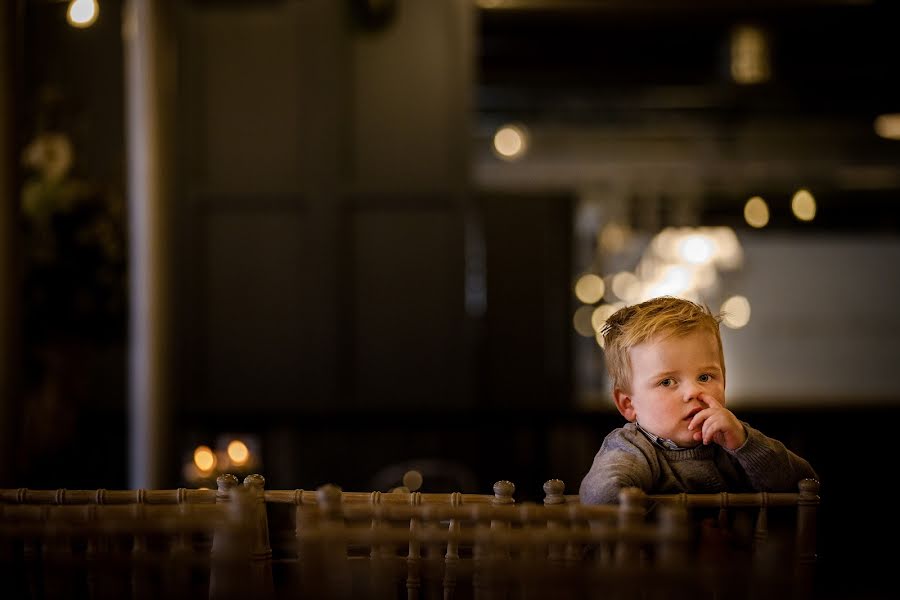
xmin=578 ymin=421 xmax=818 ymax=505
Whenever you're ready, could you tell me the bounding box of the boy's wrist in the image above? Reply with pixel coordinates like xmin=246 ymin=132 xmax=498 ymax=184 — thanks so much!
xmin=727 ymin=424 xmax=749 ymax=452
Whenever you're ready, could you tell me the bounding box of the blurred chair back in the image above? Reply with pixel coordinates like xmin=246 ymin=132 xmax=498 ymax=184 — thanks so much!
xmin=284 ymin=482 xmax=664 ymax=599
xmin=0 ymin=475 xmax=264 ymax=600
xmin=563 ymin=477 xmax=820 ymax=599
xmin=2 ymin=476 xmax=818 ymax=599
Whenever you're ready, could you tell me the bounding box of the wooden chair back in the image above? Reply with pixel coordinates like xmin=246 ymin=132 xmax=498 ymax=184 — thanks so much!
xmin=284 ymin=483 xmax=673 ymax=599
xmin=563 ymin=477 xmax=821 ymax=599
xmin=2 ymin=475 xmax=818 ymax=599
xmin=0 ymin=496 xmax=232 ymax=599
xmin=0 ymin=475 xmax=269 ymax=600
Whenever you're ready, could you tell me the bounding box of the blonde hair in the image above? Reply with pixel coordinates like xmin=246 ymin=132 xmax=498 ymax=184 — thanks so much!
xmin=601 ymin=296 xmax=724 ymax=392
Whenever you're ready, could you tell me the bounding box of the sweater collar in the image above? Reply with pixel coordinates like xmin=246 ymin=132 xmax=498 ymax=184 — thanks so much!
xmin=634 ymin=421 xmax=698 ymax=451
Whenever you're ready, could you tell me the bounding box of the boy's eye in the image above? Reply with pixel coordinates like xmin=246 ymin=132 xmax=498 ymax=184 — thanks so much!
xmin=698 ymin=373 xmax=711 ymax=383
xmin=660 ymin=378 xmax=674 ymax=387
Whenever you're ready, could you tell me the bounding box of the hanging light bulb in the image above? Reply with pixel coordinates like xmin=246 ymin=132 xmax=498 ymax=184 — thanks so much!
xmin=67 ymin=0 xmax=99 ymax=29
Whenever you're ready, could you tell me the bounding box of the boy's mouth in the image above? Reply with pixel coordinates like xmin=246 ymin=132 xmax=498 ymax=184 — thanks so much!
xmin=683 ymin=407 xmax=703 ymax=421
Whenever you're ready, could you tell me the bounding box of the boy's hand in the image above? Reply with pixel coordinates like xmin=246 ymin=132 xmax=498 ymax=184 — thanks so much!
xmin=687 ymin=395 xmax=747 ymax=451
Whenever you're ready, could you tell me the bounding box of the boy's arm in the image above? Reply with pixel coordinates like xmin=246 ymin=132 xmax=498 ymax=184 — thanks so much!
xmin=579 ymin=447 xmax=654 ymax=505
xmin=727 ymin=422 xmax=819 ymax=491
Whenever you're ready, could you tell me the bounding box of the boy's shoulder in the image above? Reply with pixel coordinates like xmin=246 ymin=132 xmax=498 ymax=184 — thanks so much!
xmin=600 ymin=422 xmax=657 ymax=454
xmin=586 ymin=423 xmax=662 ymax=489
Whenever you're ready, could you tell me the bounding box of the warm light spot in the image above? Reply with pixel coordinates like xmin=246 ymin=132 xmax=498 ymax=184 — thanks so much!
xmin=492 ymin=124 xmax=528 ymax=160
xmin=599 ymin=223 xmax=629 ymax=254
xmin=721 ymin=295 xmax=751 ymax=329
xmin=591 ymin=303 xmax=623 ymax=335
xmin=574 ymin=274 xmax=605 ymax=304
xmin=602 ymin=274 xmax=619 ymax=303
xmin=227 ymin=440 xmax=250 ymax=466
xmin=402 ymin=470 xmax=423 ymax=492
xmin=712 ymin=227 xmax=742 ymax=270
xmin=636 ymin=257 xmax=661 ymax=283
xmin=651 ymin=227 xmax=679 ymax=261
xmin=678 ymin=234 xmax=715 ymax=265
xmin=874 ymin=114 xmax=900 ymax=140
xmin=744 ymin=196 xmax=769 ymax=228
xmin=611 ymin=271 xmax=640 ymax=303
xmin=193 ymin=446 xmax=216 ymax=473
xmin=649 ymin=265 xmax=691 ymax=297
xmin=695 ymin=265 xmax=717 ymax=290
xmin=67 ymin=0 xmax=99 ymax=28
xmin=730 ymin=25 xmax=770 ymax=85
xmin=573 ymin=305 xmax=595 ymax=337
xmin=791 ymin=189 xmax=816 ymax=221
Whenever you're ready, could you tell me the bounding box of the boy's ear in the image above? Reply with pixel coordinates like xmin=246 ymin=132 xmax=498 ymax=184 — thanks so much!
xmin=613 ymin=388 xmax=636 ymax=421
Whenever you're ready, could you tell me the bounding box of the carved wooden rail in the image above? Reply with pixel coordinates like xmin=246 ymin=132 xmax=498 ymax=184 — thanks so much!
xmin=0 ymin=488 xmax=217 ymax=505
xmin=0 ymin=498 xmax=238 ymax=599
xmin=564 ymin=477 xmax=821 ymax=599
xmin=1 ymin=476 xmax=819 ymax=599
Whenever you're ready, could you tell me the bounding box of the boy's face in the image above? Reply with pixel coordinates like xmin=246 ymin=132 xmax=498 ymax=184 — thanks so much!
xmin=613 ymin=329 xmax=725 ymax=448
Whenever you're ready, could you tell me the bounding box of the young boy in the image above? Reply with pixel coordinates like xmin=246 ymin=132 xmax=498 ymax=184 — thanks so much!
xmin=579 ymin=296 xmax=817 ymax=505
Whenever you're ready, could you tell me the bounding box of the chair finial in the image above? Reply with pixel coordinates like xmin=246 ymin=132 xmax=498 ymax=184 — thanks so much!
xmin=543 ymin=479 xmax=565 ymax=505
xmin=493 ymin=480 xmax=515 ymax=505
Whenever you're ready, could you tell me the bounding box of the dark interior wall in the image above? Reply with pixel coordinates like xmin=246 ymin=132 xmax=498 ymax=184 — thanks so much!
xmin=171 ymin=0 xmax=474 ymax=426
xmin=13 ymin=1 xmax=578 ymax=492
xmin=480 ymin=193 xmax=573 ymax=409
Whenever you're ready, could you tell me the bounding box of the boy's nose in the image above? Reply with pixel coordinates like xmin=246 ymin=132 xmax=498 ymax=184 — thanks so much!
xmin=683 ymin=382 xmax=702 ymax=401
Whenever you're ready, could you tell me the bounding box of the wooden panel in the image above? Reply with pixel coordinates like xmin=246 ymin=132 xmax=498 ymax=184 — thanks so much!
xmin=349 ymin=0 xmax=470 ymax=193
xmin=201 ymin=209 xmax=321 ymax=410
xmin=349 ymin=209 xmax=465 ymax=408
xmin=182 ymin=3 xmax=304 ymax=195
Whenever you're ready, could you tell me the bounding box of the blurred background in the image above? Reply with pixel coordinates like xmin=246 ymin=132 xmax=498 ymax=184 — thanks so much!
xmin=1 ymin=0 xmax=899 ymax=596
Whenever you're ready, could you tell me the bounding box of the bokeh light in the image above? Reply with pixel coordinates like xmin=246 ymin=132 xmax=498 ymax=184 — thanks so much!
xmin=67 ymin=0 xmax=99 ymax=28
xmin=227 ymin=440 xmax=250 ymax=466
xmin=574 ymin=273 xmax=605 ymax=304
xmin=193 ymin=445 xmax=216 ymax=472
xmin=492 ymin=124 xmax=528 ymax=160
xmin=679 ymin=233 xmax=715 ymax=265
xmin=730 ymin=25 xmax=770 ymax=85
xmin=591 ymin=302 xmax=623 ymax=335
xmin=744 ymin=196 xmax=769 ymax=228
xmin=721 ymin=295 xmax=752 ymax=329
xmin=611 ymin=271 xmax=640 ymax=303
xmin=599 ymin=223 xmax=629 ymax=254
xmin=402 ymin=470 xmax=423 ymax=491
xmin=874 ymin=114 xmax=900 ymax=140
xmin=791 ymin=189 xmax=816 ymax=221
xmin=573 ymin=305 xmax=595 ymax=337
